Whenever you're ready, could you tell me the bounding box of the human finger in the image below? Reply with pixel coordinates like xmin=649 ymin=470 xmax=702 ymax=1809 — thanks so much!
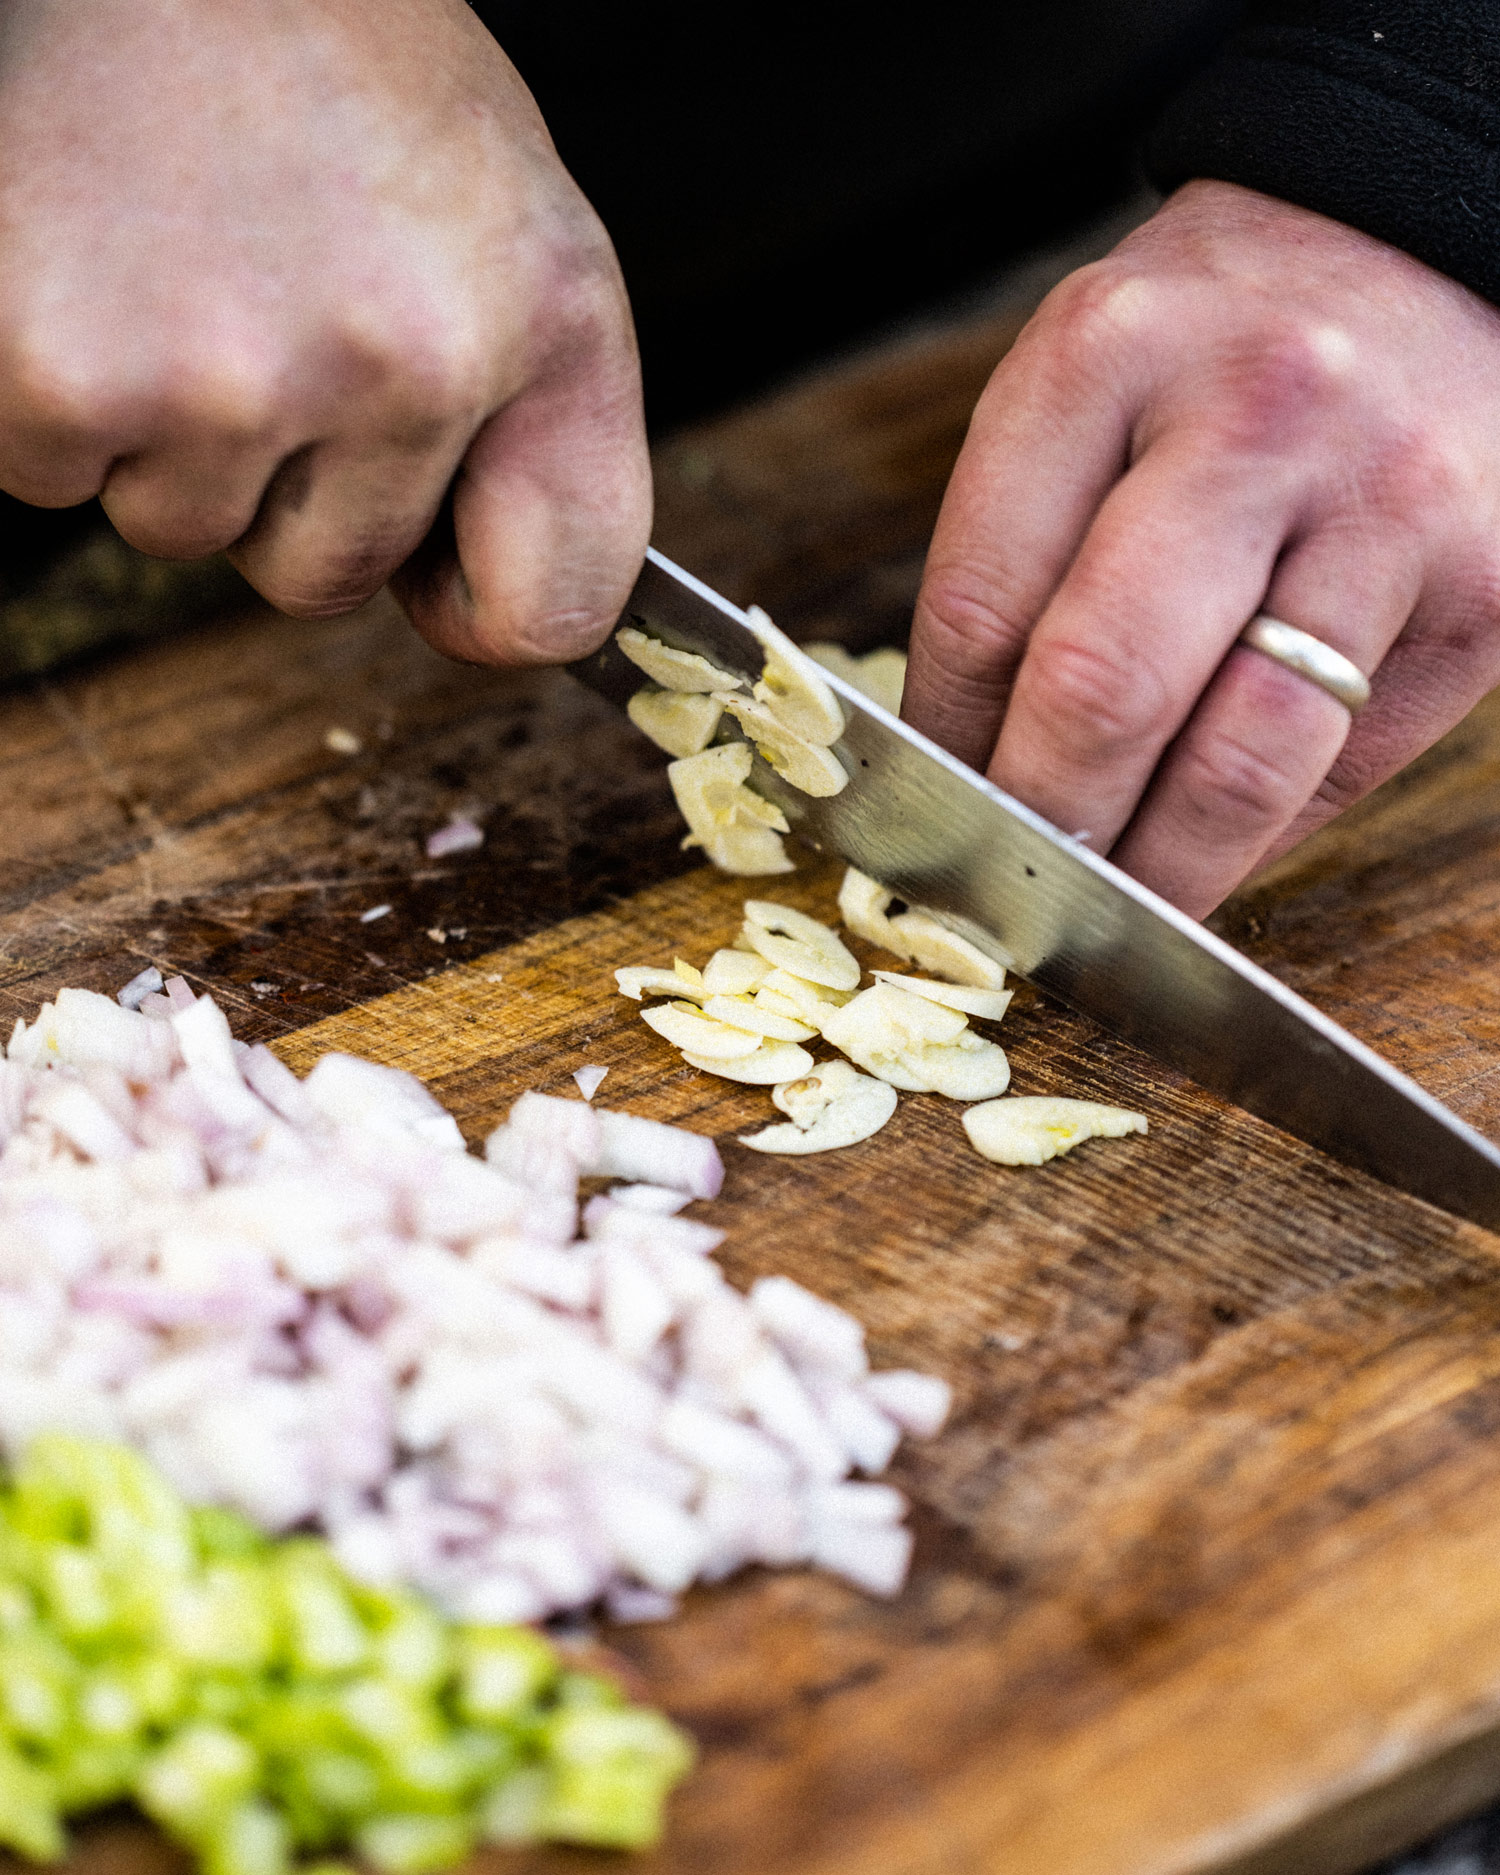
xmin=985 ymin=431 xmax=1302 ymax=849
xmin=394 ymin=288 xmax=651 ymax=667
xmin=1108 ymin=522 xmax=1418 ymax=913
xmin=903 ymin=268 xmax=1154 ymax=769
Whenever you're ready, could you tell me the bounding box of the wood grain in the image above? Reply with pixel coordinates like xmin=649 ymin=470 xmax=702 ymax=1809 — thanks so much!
xmin=8 ymin=289 xmax=1500 ymax=1874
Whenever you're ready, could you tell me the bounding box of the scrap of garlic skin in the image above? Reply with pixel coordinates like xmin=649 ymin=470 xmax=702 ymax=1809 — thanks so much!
xmin=740 ymin=1059 xmax=898 ymax=1155
xmin=744 ymin=606 xmax=847 ymax=745
xmin=837 ymin=867 xmax=1009 ymax=988
xmin=669 ymin=743 xmax=794 ymax=877
xmin=740 ymin=900 xmax=861 ymax=992
xmin=616 ymin=624 xmax=746 ymax=694
xmin=963 ymin=1096 xmax=1148 ymax=1166
xmin=715 ymin=691 xmax=849 ymax=797
xmin=627 ymin=687 xmax=722 ymax=759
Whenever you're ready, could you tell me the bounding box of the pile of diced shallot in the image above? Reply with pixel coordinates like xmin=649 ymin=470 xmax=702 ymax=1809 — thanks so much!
xmin=0 ymin=974 xmax=950 ymax=1626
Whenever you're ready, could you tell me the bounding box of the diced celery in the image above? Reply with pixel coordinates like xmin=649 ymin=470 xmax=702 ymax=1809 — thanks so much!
xmin=49 ymin=1738 xmax=143 ymax=1811
xmin=0 ymin=1739 xmax=65 ymax=1861
xmin=37 ymin=1547 xmax=115 ymax=1644
xmin=354 ymin=1811 xmax=478 ymax=1875
xmin=370 ymin=1601 xmax=449 ymax=1693
xmin=76 ymin=1670 xmax=142 ymax=1741
xmin=163 ymin=1562 xmax=278 ymax=1673
xmin=336 ymin=1680 xmax=437 ymax=1757
xmin=539 ymin=1708 xmax=695 ymax=1851
xmin=453 ymin=1627 xmax=556 ymax=1725
xmin=190 ymin=1509 xmax=269 ymax=1563
xmin=121 ymin=1652 xmax=188 ymax=1728
xmin=292 ymin=1751 xmax=382 ymax=1819
xmin=0 ymin=1633 xmax=78 ymax=1744
xmin=377 ymin=1734 xmax=495 ymax=1812
xmin=135 ymin=1724 xmax=259 ymax=1838
xmin=0 ymin=1579 xmax=36 ymax=1636
xmin=250 ymin=1687 xmax=357 ymax=1761
xmin=14 ymin=1438 xmax=193 ymax=1580
xmin=274 ymin=1563 xmax=368 ymax=1677
xmin=479 ymin=1764 xmax=550 ymax=1846
xmin=553 ymin=1671 xmax=626 ymax=1713
xmin=200 ymin=1799 xmax=289 ymax=1875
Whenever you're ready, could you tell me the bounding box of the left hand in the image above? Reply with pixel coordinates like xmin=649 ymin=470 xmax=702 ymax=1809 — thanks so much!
xmin=903 ymin=180 xmax=1500 ymax=916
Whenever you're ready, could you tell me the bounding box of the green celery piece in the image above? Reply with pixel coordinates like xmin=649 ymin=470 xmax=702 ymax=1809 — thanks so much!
xmin=75 ymin=1670 xmax=143 ymax=1742
xmin=286 ymin=1750 xmax=382 ymax=1820
xmin=119 ymin=1652 xmax=188 ymax=1729
xmin=0 ymin=1632 xmax=79 ymax=1744
xmin=274 ymin=1561 xmax=368 ymax=1677
xmin=539 ymin=1708 xmax=695 ymax=1851
xmin=354 ymin=1811 xmax=478 ymax=1875
xmin=336 ymin=1680 xmax=440 ymax=1758
xmin=478 ymin=1765 xmax=550 ymax=1847
xmin=49 ymin=1737 xmax=143 ymax=1811
xmin=135 ymin=1723 xmax=260 ymax=1839
xmin=14 ymin=1438 xmax=193 ymax=1579
xmin=37 ymin=1547 xmax=114 ymax=1645
xmin=250 ymin=1686 xmax=359 ymax=1761
xmin=368 ymin=1600 xmax=450 ymax=1694
xmin=189 ymin=1675 xmax=265 ymax=1729
xmin=190 ymin=1508 xmax=270 ymax=1563
xmin=200 ymin=1798 xmax=289 ymax=1875
xmin=553 ymin=1671 xmax=626 ymax=1712
xmin=0 ymin=1738 xmax=65 ymax=1861
xmin=453 ymin=1627 xmax=557 ymax=1725
xmin=163 ymin=1562 xmax=278 ymax=1673
xmin=375 ymin=1733 xmax=503 ymax=1814
xmin=0 ymin=1579 xmax=37 ymax=1637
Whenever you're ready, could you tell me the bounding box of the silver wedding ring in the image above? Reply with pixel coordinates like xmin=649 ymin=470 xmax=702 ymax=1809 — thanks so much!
xmin=1238 ymin=614 xmax=1371 ymax=716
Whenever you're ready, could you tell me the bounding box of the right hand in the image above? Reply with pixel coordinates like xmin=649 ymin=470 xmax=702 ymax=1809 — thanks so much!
xmin=0 ymin=0 xmax=650 ymax=664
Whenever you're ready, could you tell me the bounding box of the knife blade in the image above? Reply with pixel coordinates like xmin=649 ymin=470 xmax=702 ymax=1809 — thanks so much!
xmin=571 ymin=545 xmax=1500 ymax=1231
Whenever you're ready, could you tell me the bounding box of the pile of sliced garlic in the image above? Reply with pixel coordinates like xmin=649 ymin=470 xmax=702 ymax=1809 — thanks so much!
xmin=618 ymin=879 xmax=1144 ymax=1164
xmin=618 ymin=608 xmax=851 ymax=876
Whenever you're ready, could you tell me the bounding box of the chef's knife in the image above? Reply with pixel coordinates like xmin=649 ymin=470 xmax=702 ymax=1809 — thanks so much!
xmin=571 ymin=546 xmax=1500 ymax=1231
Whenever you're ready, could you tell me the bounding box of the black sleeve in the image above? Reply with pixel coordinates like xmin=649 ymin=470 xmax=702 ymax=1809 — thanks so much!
xmin=1146 ymin=2 xmax=1500 ymax=305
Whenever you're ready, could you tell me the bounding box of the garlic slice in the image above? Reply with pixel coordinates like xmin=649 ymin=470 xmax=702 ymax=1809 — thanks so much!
xmin=668 ymin=744 xmax=794 ymax=877
xmin=617 ymin=625 xmax=746 ymax=694
xmin=740 ymin=902 xmax=861 ymax=991
xmin=754 ymin=971 xmax=853 ymax=1033
xmin=715 ymin=692 xmax=849 ymax=797
xmin=702 ymin=994 xmax=816 ymax=1043
xmin=887 ymin=911 xmax=1010 ymax=989
xmin=908 ymin=1035 xmax=1011 ymax=1100
xmin=682 ymin=1041 xmax=815 ymax=1084
xmin=614 ymin=965 xmax=709 ymax=1004
xmin=700 ymin=949 xmax=771 ymax=996
xmin=837 ymin=867 xmax=904 ymax=950
xmin=870 ymin=970 xmax=1012 ymax=1021
xmin=744 ymin=606 xmax=846 ymax=745
xmin=740 ymin=1060 xmax=897 ymax=1154
xmin=823 ymin=983 xmax=968 ymax=1050
xmin=641 ymin=1001 xmax=763 ymax=1059
xmin=805 ymin=644 xmax=907 ymax=716
xmin=963 ymin=1096 xmax=1147 ymax=1165
xmin=820 ymin=985 xmax=1009 ymax=1098
xmin=627 ymin=687 xmax=723 ymax=758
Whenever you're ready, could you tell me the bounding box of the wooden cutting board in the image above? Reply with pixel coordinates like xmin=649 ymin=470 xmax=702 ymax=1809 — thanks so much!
xmin=7 ymin=276 xmax=1500 ymax=1875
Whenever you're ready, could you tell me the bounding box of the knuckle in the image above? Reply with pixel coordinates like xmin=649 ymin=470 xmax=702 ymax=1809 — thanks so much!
xmin=1041 ymin=263 xmax=1156 ymax=364
xmin=1210 ymin=323 xmax=1352 ymax=454
xmin=1021 ymin=633 xmax=1174 ymax=756
xmin=917 ymin=561 xmax=1031 ymax=672
xmin=1178 ymin=729 xmax=1305 ymax=828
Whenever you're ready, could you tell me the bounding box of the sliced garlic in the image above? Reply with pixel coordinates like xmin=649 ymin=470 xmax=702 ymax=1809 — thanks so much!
xmin=627 ymin=687 xmax=723 ymax=758
xmin=668 ymin=743 xmax=794 ymax=877
xmin=715 ymin=692 xmax=849 ymax=797
xmin=838 ymin=867 xmax=904 ymax=950
xmin=641 ymin=1001 xmax=763 ymax=1059
xmin=740 ymin=1061 xmax=897 ymax=1155
xmin=740 ymin=902 xmax=861 ymax=991
xmin=836 ymin=867 xmax=1010 ymax=988
xmin=702 ymin=994 xmax=816 ymax=1043
xmin=871 ymin=970 xmax=1012 ymax=1021
xmin=963 ymin=1096 xmax=1147 ymax=1165
xmin=700 ymin=949 xmax=771 ymax=996
xmin=617 ymin=625 xmax=746 ymax=695
xmin=805 ymin=644 xmax=907 ymax=716
xmin=908 ymin=1035 xmax=1011 ymax=1100
xmin=744 ymin=606 xmax=846 ymax=745
xmin=820 ymin=985 xmax=1009 ymax=1098
xmin=682 ymin=1040 xmax=815 ymax=1084
xmin=754 ymin=971 xmax=853 ymax=1033
xmin=614 ymin=965 xmax=709 ymax=1004
xmin=823 ymin=983 xmax=968 ymax=1050
xmin=888 ymin=911 xmax=1010 ymax=989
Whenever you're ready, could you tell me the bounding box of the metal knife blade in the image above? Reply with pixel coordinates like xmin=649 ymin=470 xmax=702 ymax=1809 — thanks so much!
xmin=571 ymin=546 xmax=1500 ymax=1230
